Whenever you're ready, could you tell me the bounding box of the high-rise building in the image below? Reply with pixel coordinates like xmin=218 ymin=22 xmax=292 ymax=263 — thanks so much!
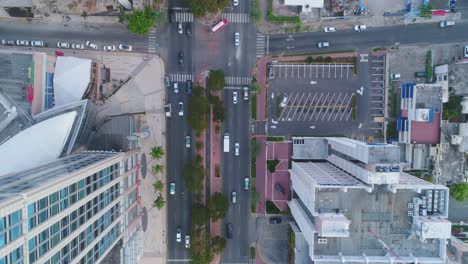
xmin=289 ymin=137 xmax=451 ymax=264
xmin=0 ymin=150 xmax=141 ymax=264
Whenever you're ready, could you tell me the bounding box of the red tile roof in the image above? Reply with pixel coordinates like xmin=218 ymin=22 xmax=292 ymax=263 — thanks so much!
xmin=410 ymin=112 xmax=441 ymax=144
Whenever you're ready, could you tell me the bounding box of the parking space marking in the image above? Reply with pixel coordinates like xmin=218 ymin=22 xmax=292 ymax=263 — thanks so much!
xmin=328 ymin=93 xmax=342 ymax=121
xmin=314 ymin=92 xmax=328 ymax=121
xmin=302 ymin=93 xmax=317 ymax=121
xmin=284 ymin=93 xmax=299 ymax=120
xmin=340 ymin=95 xmax=353 ymax=121
xmin=291 ymin=93 xmax=305 ymax=120
xmin=322 ymin=93 xmax=336 ymax=121
xmin=297 ymin=93 xmax=311 ymax=121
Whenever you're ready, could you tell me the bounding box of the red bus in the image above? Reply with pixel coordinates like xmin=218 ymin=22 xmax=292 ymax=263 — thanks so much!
xmin=211 ymin=19 xmax=229 ymax=33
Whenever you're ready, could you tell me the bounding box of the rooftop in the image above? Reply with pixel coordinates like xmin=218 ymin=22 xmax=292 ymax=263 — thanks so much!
xmin=414 ymin=84 xmax=443 ymax=111
xmin=410 ymin=112 xmax=441 ymax=144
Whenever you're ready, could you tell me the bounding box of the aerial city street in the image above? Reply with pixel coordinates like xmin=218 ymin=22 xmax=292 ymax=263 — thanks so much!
xmin=1 ymin=0 xmax=468 ymax=263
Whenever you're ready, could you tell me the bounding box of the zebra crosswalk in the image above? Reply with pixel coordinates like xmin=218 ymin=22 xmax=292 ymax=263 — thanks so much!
xmin=169 ymin=73 xmax=193 ymax=82
xmin=221 ymin=12 xmax=251 ymax=23
xmin=225 ymin=76 xmax=252 ymax=86
xmin=148 ymin=27 xmax=157 ymax=53
xmin=173 ymin=12 xmax=194 ymax=23
xmin=256 ymin=34 xmax=266 ymax=58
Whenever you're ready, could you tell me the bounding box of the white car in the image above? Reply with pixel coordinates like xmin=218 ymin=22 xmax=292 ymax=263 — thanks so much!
xmin=57 ymin=42 xmax=70 ymax=48
xmin=178 ymin=102 xmax=184 ymax=116
xmin=185 ymin=235 xmax=190 ymax=248
xmin=170 ymin=182 xmax=175 ymax=195
xmin=235 ymin=143 xmax=239 ymax=156
xmin=72 ymin=43 xmax=85 ymax=49
xmin=232 ymin=191 xmax=237 ymax=203
xmin=354 ymin=25 xmax=367 ymax=32
xmin=280 ymin=95 xmax=288 ymax=107
xmin=16 ymin=40 xmax=29 ymax=46
xmin=174 ymin=83 xmax=179 ymax=94
xmin=233 ymin=91 xmax=238 ymax=104
xmin=31 ymin=41 xmax=44 ymax=47
xmin=165 ymin=104 xmax=171 ymax=117
xmin=464 ymin=46 xmax=468 ymax=58
xmin=234 ymin=32 xmax=240 ymax=46
xmin=324 ymin=27 xmax=336 ymax=32
xmin=176 ymin=228 xmax=182 ymax=242
xmin=86 ymin=41 xmax=98 ymax=49
xmin=104 ymin=45 xmax=116 ymax=51
xmin=317 ymin=41 xmax=329 ymax=48
xmin=178 ymin=23 xmax=183 ymax=34
xmin=233 ymin=0 xmax=238 ymax=6
xmin=243 ymin=87 xmax=249 ymax=100
xmin=119 ymin=44 xmax=132 ymax=51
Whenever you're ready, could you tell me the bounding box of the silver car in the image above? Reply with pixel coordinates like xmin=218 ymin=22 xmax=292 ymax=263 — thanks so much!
xmin=234 ymin=32 xmax=240 ymax=46
xmin=104 ymin=45 xmax=116 ymax=51
xmin=16 ymin=40 xmax=29 ymax=46
xmin=86 ymin=41 xmax=98 ymax=49
xmin=31 ymin=41 xmax=44 ymax=47
xmin=72 ymin=43 xmax=85 ymax=49
xmin=118 ymin=44 xmax=132 ymax=51
xmin=57 ymin=42 xmax=70 ymax=48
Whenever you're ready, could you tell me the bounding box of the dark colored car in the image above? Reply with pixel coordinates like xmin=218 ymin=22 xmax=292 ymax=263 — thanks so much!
xmin=414 ymin=72 xmax=426 ymax=78
xmin=178 ymin=51 xmax=184 ymax=66
xmin=165 ymin=75 xmax=170 ymax=88
xmin=186 ymin=80 xmax=193 ymax=95
xmin=186 ymin=23 xmax=192 ymax=36
xmin=170 ymin=10 xmax=176 ymax=23
xmin=226 ymin=223 xmax=233 ymax=239
xmin=275 ymin=183 xmax=285 ymax=195
xmin=269 ymin=217 xmax=282 ymax=224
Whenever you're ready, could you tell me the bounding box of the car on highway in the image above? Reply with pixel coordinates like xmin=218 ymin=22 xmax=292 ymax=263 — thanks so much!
xmin=31 ymin=41 xmax=44 ymax=47
xmin=2 ymin=40 xmax=15 ymax=46
xmin=170 ymin=182 xmax=175 ymax=195
xmin=186 ymin=24 xmax=192 ymax=36
xmin=104 ymin=45 xmax=116 ymax=51
xmin=243 ymin=87 xmax=249 ymax=100
xmin=57 ymin=42 xmax=70 ymax=48
xmin=85 ymin=41 xmax=98 ymax=49
xmin=231 ymin=192 xmax=236 ymax=204
xmin=178 ymin=23 xmax=183 ymax=34
xmin=275 ymin=183 xmax=286 ymax=195
xmin=226 ymin=223 xmax=233 ymax=239
xmin=165 ymin=75 xmax=171 ymax=88
xmin=165 ymin=104 xmax=171 ymax=117
xmin=233 ymin=91 xmax=238 ymax=104
xmin=178 ymin=51 xmax=184 ymax=66
xmin=464 ymin=46 xmax=468 ymax=58
xmin=176 ymin=227 xmax=182 ymax=242
xmin=269 ymin=217 xmax=282 ymax=224
xmin=317 ymin=41 xmax=330 ymax=48
xmin=174 ymin=83 xmax=179 ymax=93
xmin=72 ymin=43 xmax=85 ymax=49
xmin=235 ymin=143 xmax=239 ymax=156
xmin=233 ymin=0 xmax=238 ymax=6
xmin=178 ymin=101 xmax=184 ymax=116
xmin=186 ymin=80 xmax=193 ymax=95
xmin=244 ymin=177 xmax=250 ymax=190
xmin=119 ymin=44 xmax=132 ymax=51
xmin=324 ymin=27 xmax=336 ymax=32
xmin=185 ymin=136 xmax=191 ymax=148
xmin=16 ymin=40 xmax=29 ymax=46
xmin=185 ymin=235 xmax=190 ymax=248
xmin=354 ymin=25 xmax=367 ymax=32
xmin=234 ymin=32 xmax=240 ymax=46
xmin=280 ymin=94 xmax=288 ymax=107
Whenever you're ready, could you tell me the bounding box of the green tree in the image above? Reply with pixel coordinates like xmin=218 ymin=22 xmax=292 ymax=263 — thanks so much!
xmin=188 ymin=86 xmax=210 ymax=132
xmin=212 ymin=96 xmax=225 ymax=122
xmin=208 ymin=70 xmax=225 ymax=91
xmin=209 ymin=192 xmax=229 ymax=221
xmin=211 ymin=236 xmax=226 ymax=254
xmin=150 ymin=146 xmax=164 ymax=159
xmin=81 ymin=11 xmax=88 ymax=19
xmin=250 ymin=81 xmax=260 ymax=93
xmin=183 ymin=0 xmax=230 ymax=18
xmin=450 ymin=183 xmax=468 ymax=202
xmin=189 ymin=225 xmax=214 ymax=264
xmin=191 ymin=204 xmax=210 ymax=226
xmin=251 ymin=138 xmax=261 ymax=158
xmin=153 ymin=195 xmax=166 ymax=209
xmin=152 ymin=164 xmax=164 ymax=174
xmin=251 ymin=0 xmax=262 ymax=24
xmin=183 ymin=160 xmax=205 ymax=193
xmin=126 ymin=5 xmax=155 ymax=35
xmin=153 ymin=180 xmax=164 ymax=192
xmin=118 ymin=5 xmax=126 ymax=23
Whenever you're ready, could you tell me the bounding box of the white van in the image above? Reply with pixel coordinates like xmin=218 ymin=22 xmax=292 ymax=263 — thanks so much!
xmin=439 ymin=21 xmax=455 ymax=27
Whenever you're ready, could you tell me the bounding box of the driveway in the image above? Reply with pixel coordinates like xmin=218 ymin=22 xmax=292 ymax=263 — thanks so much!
xmin=255 ymin=215 xmax=290 ymax=264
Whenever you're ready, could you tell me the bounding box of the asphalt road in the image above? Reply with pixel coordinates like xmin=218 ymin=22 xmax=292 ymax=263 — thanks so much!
xmin=221 ymin=88 xmax=250 ymax=264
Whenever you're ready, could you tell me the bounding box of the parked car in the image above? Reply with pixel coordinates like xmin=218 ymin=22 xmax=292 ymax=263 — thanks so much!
xmin=178 ymin=101 xmax=184 ymax=116
xmin=57 ymin=42 xmax=70 ymax=48
xmin=233 ymin=91 xmax=238 ymax=104
xmin=31 ymin=41 xmax=44 ymax=47
xmin=280 ymin=94 xmax=288 ymax=107
xmin=178 ymin=23 xmax=183 ymax=34
xmin=170 ymin=182 xmax=175 ymax=195
xmin=414 ymin=72 xmax=426 ymax=78
xmin=269 ymin=217 xmax=282 ymax=224
xmin=464 ymin=46 xmax=468 ymax=58
xmin=186 ymin=24 xmax=192 ymax=36
xmin=185 ymin=235 xmax=190 ymax=249
xmin=275 ymin=183 xmax=286 ymax=195
xmin=243 ymin=87 xmax=249 ymax=100
xmin=2 ymin=40 xmax=15 ymax=46
xmin=16 ymin=40 xmax=29 ymax=46
xmin=226 ymin=223 xmax=233 ymax=239
xmin=174 ymin=83 xmax=179 ymax=93
xmin=391 ymin=73 xmax=401 ymax=80
xmin=176 ymin=228 xmax=182 ymax=242
xmin=439 ymin=20 xmax=455 ymax=28
xmin=85 ymin=41 xmax=98 ymax=49
xmin=104 ymin=45 xmax=116 ymax=51
xmin=231 ymin=192 xmax=237 ymax=204
xmin=235 ymin=143 xmax=239 ymax=156
xmin=354 ymin=25 xmax=367 ymax=32
xmin=244 ymin=177 xmax=250 ymax=190
xmin=324 ymin=27 xmax=336 ymax=32
xmin=186 ymin=80 xmax=193 ymax=95
xmin=165 ymin=104 xmax=171 ymax=117
xmin=317 ymin=41 xmax=330 ymax=48
xmin=234 ymin=32 xmax=240 ymax=46
xmin=72 ymin=43 xmax=85 ymax=49
xmin=118 ymin=44 xmax=132 ymax=51
xmin=165 ymin=75 xmax=171 ymax=88
xmin=233 ymin=0 xmax=238 ymax=6
xmin=185 ymin=136 xmax=191 ymax=148
xmin=178 ymin=51 xmax=184 ymax=66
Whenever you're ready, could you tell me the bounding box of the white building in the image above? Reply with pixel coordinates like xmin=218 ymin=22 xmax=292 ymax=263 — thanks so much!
xmin=283 ymin=0 xmax=323 ymax=13
xmin=289 ymin=137 xmax=451 ymax=264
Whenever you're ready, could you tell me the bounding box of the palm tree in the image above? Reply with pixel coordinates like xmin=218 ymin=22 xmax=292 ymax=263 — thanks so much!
xmin=150 ymin=146 xmax=164 ymax=159
xmin=153 ymin=195 xmax=166 ymax=209
xmin=152 ymin=164 xmax=164 ymax=175
xmin=153 ymin=180 xmax=164 ymax=192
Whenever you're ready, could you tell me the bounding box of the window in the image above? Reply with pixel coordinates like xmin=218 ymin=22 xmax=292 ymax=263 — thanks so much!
xmin=28 ymin=203 xmax=35 ymax=216
xmin=29 ymin=237 xmax=36 ymax=250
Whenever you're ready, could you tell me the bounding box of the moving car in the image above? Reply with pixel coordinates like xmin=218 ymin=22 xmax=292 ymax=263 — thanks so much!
xmin=234 ymin=32 xmax=240 ymax=46
xmin=233 ymin=0 xmax=238 ymax=6
xmin=72 ymin=43 xmax=85 ymax=49
xmin=186 ymin=80 xmax=193 ymax=95
xmin=170 ymin=182 xmax=175 ymax=195
xmin=57 ymin=42 xmax=70 ymax=48
xmin=104 ymin=45 xmax=116 ymax=51
xmin=234 ymin=143 xmax=239 ymax=156
xmin=269 ymin=217 xmax=282 ymax=224
xmin=165 ymin=75 xmax=171 ymax=88
xmin=86 ymin=41 xmax=98 ymax=49
xmin=280 ymin=94 xmax=288 ymax=107
xmin=31 ymin=41 xmax=44 ymax=47
xmin=226 ymin=223 xmax=233 ymax=239
xmin=244 ymin=177 xmax=250 ymax=190
xmin=439 ymin=20 xmax=455 ymax=27
xmin=324 ymin=27 xmax=336 ymax=32
xmin=354 ymin=25 xmax=367 ymax=32
xmin=178 ymin=23 xmax=183 ymax=34
xmin=231 ymin=191 xmax=236 ymax=204
xmin=185 ymin=235 xmax=190 ymax=248
xmin=16 ymin=40 xmax=29 ymax=46
xmin=178 ymin=51 xmax=184 ymax=66
xmin=174 ymin=83 xmax=179 ymax=93
xmin=176 ymin=228 xmax=182 ymax=242
xmin=185 ymin=136 xmax=191 ymax=148
xmin=165 ymin=104 xmax=171 ymax=117
xmin=119 ymin=44 xmax=132 ymax=51
xmin=232 ymin=91 xmax=238 ymax=104
xmin=317 ymin=41 xmax=330 ymax=48
xmin=178 ymin=101 xmax=184 ymax=116
xmin=275 ymin=183 xmax=286 ymax=195
xmin=243 ymin=87 xmax=249 ymax=100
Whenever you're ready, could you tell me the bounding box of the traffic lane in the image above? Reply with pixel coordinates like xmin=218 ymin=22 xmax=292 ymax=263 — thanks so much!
xmin=165 ymin=22 xmax=195 ymax=74
xmin=226 ymin=23 xmax=258 ymax=77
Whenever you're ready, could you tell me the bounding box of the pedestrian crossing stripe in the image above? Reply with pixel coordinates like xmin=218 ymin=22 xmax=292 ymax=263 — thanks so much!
xmin=169 ymin=74 xmax=193 ymax=82
xmin=224 ymin=76 xmax=252 ymax=86
xmin=148 ymin=26 xmax=158 ymax=53
xmin=221 ymin=13 xmax=251 ymax=23
xmin=174 ymin=12 xmax=194 ymax=23
xmin=256 ymin=34 xmax=266 ymax=58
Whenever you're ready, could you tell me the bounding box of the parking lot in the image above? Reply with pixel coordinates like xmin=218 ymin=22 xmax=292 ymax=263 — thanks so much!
xmin=270 ymin=63 xmax=354 ymax=80
xmin=368 ymin=55 xmax=385 ymax=119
